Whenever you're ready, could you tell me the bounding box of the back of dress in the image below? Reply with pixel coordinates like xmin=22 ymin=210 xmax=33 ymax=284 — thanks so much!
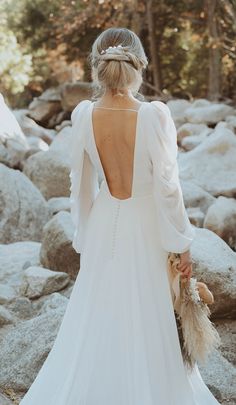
xmin=20 ymin=99 xmax=220 ymax=405
xmin=69 ymin=99 xmax=195 ymax=255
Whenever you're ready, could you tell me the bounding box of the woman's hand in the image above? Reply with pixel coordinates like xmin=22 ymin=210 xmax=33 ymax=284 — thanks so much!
xmin=177 ymin=250 xmax=193 ymax=282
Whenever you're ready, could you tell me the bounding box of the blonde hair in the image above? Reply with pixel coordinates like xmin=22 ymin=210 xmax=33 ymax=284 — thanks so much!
xmin=88 ymin=27 xmax=148 ymax=100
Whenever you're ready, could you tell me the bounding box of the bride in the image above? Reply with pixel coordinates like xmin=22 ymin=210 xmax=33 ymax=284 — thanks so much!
xmin=20 ymin=27 xmax=221 ymax=405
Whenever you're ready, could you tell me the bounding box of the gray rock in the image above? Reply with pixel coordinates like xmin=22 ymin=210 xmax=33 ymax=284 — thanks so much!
xmin=21 ymin=266 xmax=70 ymax=298
xmin=60 ymin=81 xmax=92 ymax=112
xmin=0 ymin=306 xmax=15 ymax=326
xmin=179 ymin=127 xmax=236 ymax=197
xmin=26 ymin=136 xmax=49 ymax=155
xmin=165 ymin=99 xmax=191 ymax=128
xmin=0 ymin=285 xmax=17 ymax=305
xmin=186 ymin=207 xmax=205 ymax=227
xmin=0 ymin=392 xmax=14 ymax=405
xmin=181 ymin=132 xmax=210 ymax=151
xmin=0 ymin=293 xmax=68 ymax=391
xmin=225 ymin=114 xmax=236 ymax=130
xmin=0 ymin=164 xmax=50 ymax=243
xmin=22 ymin=149 xmax=70 ymax=200
xmin=7 ymin=297 xmax=34 ymax=320
xmin=177 ymin=122 xmax=212 ymax=143
xmin=180 ymin=180 xmax=216 ymax=214
xmin=198 ymin=349 xmax=236 ymax=404
xmin=190 ymin=98 xmax=212 ymax=108
xmin=40 ymin=211 xmax=80 ymax=279
xmin=184 ymin=102 xmax=234 ymax=124
xmin=0 ymin=241 xmax=41 ymax=285
xmin=0 ymin=94 xmax=29 ymax=168
xmin=214 ymin=318 xmax=236 ymax=366
xmin=204 ymin=196 xmax=236 ymax=251
xmin=13 ymin=109 xmax=56 ymax=144
xmin=27 ymin=88 xmax=62 ymax=127
xmin=191 ymin=227 xmax=236 ymax=318
xmin=47 ymin=197 xmax=70 ymax=216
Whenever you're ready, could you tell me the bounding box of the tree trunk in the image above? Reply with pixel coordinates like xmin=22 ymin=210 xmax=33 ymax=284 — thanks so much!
xmin=146 ymin=0 xmax=162 ymax=94
xmin=205 ymin=0 xmax=221 ymax=101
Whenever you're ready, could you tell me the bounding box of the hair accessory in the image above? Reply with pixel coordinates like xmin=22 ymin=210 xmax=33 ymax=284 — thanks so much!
xmin=100 ymin=44 xmax=125 ymax=55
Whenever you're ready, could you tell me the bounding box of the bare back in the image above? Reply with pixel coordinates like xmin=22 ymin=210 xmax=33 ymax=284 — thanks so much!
xmin=91 ymin=104 xmax=143 ymax=200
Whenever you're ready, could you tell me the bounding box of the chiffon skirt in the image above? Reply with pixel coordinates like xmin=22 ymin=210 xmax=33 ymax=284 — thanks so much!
xmin=20 ymin=181 xmax=220 ymax=405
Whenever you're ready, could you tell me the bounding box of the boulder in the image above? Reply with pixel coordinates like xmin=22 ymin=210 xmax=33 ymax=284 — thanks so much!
xmin=198 ymin=349 xmax=236 ymax=404
xmin=25 ymin=136 xmax=49 ymax=155
xmin=181 ymin=132 xmax=210 ymax=151
xmin=23 ymin=149 xmax=70 ymax=200
xmin=60 ymin=81 xmax=92 ymax=112
xmin=13 ymin=109 xmax=56 ymax=144
xmin=0 ymin=94 xmax=29 ymax=168
xmin=0 ymin=306 xmax=16 ymax=326
xmin=20 ymin=266 xmax=70 ymax=299
xmin=180 ymin=180 xmax=216 ymax=214
xmin=47 ymin=197 xmax=70 ymax=216
xmin=179 ymin=127 xmax=236 ymax=197
xmin=184 ymin=102 xmax=234 ymax=124
xmin=186 ymin=207 xmax=205 ymax=227
xmin=0 ymin=285 xmax=17 ymax=305
xmin=0 ymin=393 xmax=14 ymax=405
xmin=27 ymin=88 xmax=62 ymax=127
xmin=214 ymin=319 xmax=236 ymax=366
xmin=40 ymin=211 xmax=80 ymax=279
xmin=191 ymin=227 xmax=236 ymax=318
xmin=0 ymin=164 xmax=50 ymax=243
xmin=0 ymin=293 xmax=68 ymax=392
xmin=203 ymin=196 xmax=236 ymax=251
xmin=177 ymin=122 xmax=212 ymax=143
xmin=49 ymin=125 xmax=71 ymax=154
xmin=190 ymin=98 xmax=212 ymax=108
xmin=166 ymin=99 xmax=191 ymax=128
xmin=0 ymin=241 xmax=41 ymax=285
xmin=225 ymin=114 xmax=236 ymax=130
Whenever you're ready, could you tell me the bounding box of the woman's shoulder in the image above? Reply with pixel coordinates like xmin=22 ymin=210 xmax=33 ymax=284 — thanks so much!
xmin=71 ymin=99 xmax=92 ymax=123
xmin=149 ymin=100 xmax=171 ymax=117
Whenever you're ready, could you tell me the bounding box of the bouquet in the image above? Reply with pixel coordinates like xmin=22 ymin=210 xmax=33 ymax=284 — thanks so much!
xmin=167 ymin=252 xmax=221 ymax=370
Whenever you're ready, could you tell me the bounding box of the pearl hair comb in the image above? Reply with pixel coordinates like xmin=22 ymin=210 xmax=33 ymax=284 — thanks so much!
xmin=100 ymin=44 xmax=124 ymax=54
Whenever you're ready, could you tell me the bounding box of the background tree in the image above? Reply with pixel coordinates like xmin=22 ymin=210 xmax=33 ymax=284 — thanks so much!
xmin=1 ymin=0 xmax=236 ymax=107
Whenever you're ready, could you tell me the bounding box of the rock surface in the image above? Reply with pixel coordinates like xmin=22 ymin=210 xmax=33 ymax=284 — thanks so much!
xmin=40 ymin=211 xmax=80 ymax=279
xmin=47 ymin=196 xmax=70 ymax=216
xmin=179 ymin=127 xmax=236 ymax=197
xmin=23 ymin=149 xmax=70 ymax=200
xmin=0 ymin=293 xmax=68 ymax=392
xmin=0 ymin=94 xmax=29 ymax=169
xmin=20 ymin=266 xmax=70 ymax=298
xmin=191 ymin=227 xmax=236 ymax=318
xmin=0 ymin=164 xmax=50 ymax=243
xmin=27 ymin=88 xmax=62 ymax=127
xmin=203 ymin=196 xmax=236 ymax=251
xmin=180 ymin=179 xmax=216 ymax=214
xmin=60 ymin=81 xmax=92 ymax=112
xmin=184 ymin=102 xmax=234 ymax=124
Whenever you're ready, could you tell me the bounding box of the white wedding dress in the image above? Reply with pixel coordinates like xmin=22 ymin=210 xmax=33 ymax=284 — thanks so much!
xmin=20 ymin=99 xmax=221 ymax=405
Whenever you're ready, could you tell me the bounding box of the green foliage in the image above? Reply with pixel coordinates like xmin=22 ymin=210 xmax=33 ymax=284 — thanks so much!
xmin=0 ymin=3 xmax=32 ymax=103
xmin=1 ymin=0 xmax=236 ymax=106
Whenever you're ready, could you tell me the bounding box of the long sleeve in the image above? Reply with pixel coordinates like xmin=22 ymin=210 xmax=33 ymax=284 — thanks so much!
xmin=69 ymin=101 xmax=99 ymax=254
xmin=148 ymin=100 xmax=196 ymax=253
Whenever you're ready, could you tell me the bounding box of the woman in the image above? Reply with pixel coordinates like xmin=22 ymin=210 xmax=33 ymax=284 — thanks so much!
xmin=20 ymin=27 xmax=220 ymax=405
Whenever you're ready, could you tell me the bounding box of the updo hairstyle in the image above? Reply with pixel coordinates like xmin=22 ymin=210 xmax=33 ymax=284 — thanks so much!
xmin=88 ymin=27 xmax=148 ymax=99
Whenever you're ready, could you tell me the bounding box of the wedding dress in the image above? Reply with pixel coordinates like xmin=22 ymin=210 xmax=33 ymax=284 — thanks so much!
xmin=19 ymin=99 xmax=221 ymax=405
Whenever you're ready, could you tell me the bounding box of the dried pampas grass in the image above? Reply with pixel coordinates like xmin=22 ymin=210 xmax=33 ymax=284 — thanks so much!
xmin=167 ymin=252 xmax=221 ymax=370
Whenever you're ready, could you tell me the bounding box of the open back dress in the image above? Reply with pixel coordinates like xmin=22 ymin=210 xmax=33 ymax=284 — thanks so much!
xmin=19 ymin=99 xmax=220 ymax=405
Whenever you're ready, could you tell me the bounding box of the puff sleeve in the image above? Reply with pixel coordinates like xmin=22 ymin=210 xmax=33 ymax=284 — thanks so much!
xmin=148 ymin=100 xmax=196 ymax=253
xmin=69 ymin=101 xmax=99 ymax=254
